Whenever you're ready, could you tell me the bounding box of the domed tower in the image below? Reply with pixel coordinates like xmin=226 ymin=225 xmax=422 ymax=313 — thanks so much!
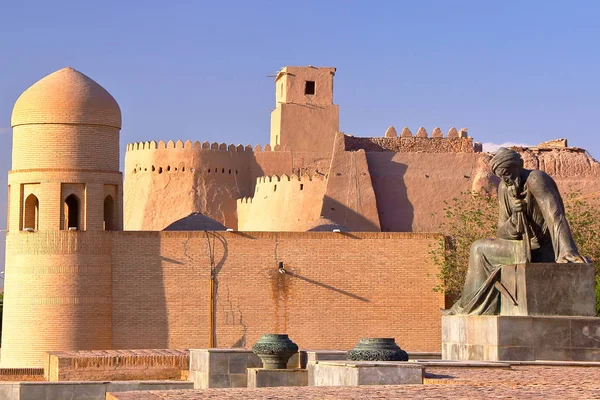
xmin=1 ymin=68 xmax=122 ymax=367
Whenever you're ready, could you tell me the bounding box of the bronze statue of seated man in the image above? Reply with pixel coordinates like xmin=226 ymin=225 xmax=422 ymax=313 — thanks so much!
xmin=445 ymin=147 xmax=587 ymax=315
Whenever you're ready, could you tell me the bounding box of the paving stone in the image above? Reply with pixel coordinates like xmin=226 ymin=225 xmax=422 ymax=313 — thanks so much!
xmin=106 ymin=366 xmax=600 ymax=399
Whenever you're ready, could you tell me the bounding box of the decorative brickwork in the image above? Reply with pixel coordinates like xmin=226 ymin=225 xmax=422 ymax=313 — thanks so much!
xmin=344 ymin=136 xmax=477 ymax=153
xmin=45 ymin=349 xmax=189 ymax=381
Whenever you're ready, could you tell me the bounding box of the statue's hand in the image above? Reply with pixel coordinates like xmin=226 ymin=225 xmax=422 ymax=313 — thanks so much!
xmin=556 ymin=252 xmax=589 ymax=263
xmin=511 ymin=198 xmax=527 ymax=213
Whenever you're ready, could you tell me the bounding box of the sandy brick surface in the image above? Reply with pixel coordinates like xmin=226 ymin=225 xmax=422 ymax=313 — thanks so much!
xmin=107 ymin=366 xmax=600 ymax=399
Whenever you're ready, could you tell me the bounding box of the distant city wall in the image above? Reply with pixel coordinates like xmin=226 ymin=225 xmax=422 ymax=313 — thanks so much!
xmin=123 ymin=138 xmax=600 ymax=233
xmin=237 ymin=174 xmax=327 ymax=231
xmin=368 ymin=148 xmax=600 ymax=233
xmin=124 ymin=141 xmax=331 ymax=230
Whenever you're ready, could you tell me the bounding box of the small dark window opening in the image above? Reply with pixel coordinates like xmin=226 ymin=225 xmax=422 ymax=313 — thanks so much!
xmin=300 ymin=184 xmax=304 ymax=191
xmin=104 ymin=195 xmax=115 ymax=231
xmin=158 ymin=167 xmax=163 ymax=174
xmin=228 ymin=169 xmax=232 ymax=174
xmin=274 ymin=185 xmax=277 ymax=192
xmin=152 ymin=166 xmax=156 ymax=172
xmin=208 ymin=169 xmax=211 ymax=173
xmin=167 ymin=166 xmax=171 ymax=172
xmin=64 ymin=194 xmax=80 ymax=230
xmin=305 ymin=81 xmax=315 ymax=95
xmin=222 ymin=168 xmax=225 ymax=173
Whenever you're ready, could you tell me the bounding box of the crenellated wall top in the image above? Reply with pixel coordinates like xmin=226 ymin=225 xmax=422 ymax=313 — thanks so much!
xmin=125 ymin=140 xmax=293 ymax=153
xmin=345 ymin=127 xmax=480 ymax=153
xmin=382 ymin=126 xmax=469 ymax=139
xmin=252 ymin=172 xmax=326 ymax=185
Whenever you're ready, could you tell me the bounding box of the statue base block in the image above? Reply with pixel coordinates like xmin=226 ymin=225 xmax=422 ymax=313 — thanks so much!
xmin=311 ymin=361 xmax=423 ymax=386
xmin=500 ymin=263 xmax=595 ymax=316
xmin=442 ymin=315 xmax=600 ymax=361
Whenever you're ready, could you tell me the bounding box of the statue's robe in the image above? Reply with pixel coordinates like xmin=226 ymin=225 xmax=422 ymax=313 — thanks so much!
xmin=448 ymin=169 xmax=582 ymax=315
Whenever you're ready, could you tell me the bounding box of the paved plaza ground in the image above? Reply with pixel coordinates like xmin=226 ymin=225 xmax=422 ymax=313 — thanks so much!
xmin=109 ymin=365 xmax=600 ymax=399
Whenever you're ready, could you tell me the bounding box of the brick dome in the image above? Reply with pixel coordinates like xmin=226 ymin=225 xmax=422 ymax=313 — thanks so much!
xmin=11 ymin=67 xmax=121 ymax=129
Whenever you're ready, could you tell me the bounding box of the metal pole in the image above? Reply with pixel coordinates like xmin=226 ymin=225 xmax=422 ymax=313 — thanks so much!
xmin=209 ymin=274 xmax=215 ymax=348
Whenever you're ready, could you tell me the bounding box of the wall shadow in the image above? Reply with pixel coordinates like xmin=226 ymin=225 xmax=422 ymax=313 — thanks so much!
xmin=202 ymin=231 xmax=229 ymax=348
xmin=365 ymin=152 xmax=414 ymax=232
xmin=321 ymin=196 xmax=381 ymax=232
xmin=285 ymin=270 xmax=370 ymax=303
xmin=112 ymin=233 xmax=169 ymax=349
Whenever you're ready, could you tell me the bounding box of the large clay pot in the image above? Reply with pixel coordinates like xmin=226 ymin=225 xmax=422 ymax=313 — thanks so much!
xmin=251 ymin=334 xmax=299 ymax=369
xmin=347 ymin=338 xmax=409 ymax=361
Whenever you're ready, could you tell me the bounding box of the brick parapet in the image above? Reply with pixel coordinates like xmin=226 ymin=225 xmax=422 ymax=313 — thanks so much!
xmin=45 ymin=349 xmax=189 ymax=381
xmin=115 ymin=230 xmax=442 ymax=240
xmin=345 ymin=136 xmax=477 ymax=153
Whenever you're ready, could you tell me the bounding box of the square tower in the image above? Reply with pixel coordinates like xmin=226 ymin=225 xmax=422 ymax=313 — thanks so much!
xmin=270 ymin=66 xmax=339 ymax=152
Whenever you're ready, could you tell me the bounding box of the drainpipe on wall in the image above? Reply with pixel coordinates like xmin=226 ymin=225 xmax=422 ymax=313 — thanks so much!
xmin=209 ymin=272 xmax=215 ymax=348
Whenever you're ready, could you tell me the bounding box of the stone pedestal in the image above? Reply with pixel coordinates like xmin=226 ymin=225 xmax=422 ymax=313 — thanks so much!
xmin=442 ymin=315 xmax=600 ymax=361
xmin=443 ymin=262 xmax=599 ymax=362
xmin=247 ymin=368 xmax=308 ymax=387
xmin=188 ymin=349 xmax=301 ymax=389
xmin=312 ymin=361 xmax=423 ymax=386
xmin=500 ymin=263 xmax=595 ymax=316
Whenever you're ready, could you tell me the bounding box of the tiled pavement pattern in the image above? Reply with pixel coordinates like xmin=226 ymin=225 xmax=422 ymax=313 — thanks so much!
xmin=108 ymin=366 xmax=600 ymax=399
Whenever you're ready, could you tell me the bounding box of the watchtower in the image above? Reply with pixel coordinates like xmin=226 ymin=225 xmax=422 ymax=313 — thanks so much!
xmin=270 ymin=66 xmax=340 ymax=152
xmin=2 ymin=67 xmax=121 ymax=367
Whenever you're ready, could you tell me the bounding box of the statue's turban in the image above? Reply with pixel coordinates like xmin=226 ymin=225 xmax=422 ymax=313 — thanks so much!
xmin=490 ymin=147 xmax=523 ymax=174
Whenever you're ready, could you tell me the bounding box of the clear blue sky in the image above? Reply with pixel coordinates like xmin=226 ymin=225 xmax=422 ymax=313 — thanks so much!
xmin=1 ymin=0 xmax=599 ymax=278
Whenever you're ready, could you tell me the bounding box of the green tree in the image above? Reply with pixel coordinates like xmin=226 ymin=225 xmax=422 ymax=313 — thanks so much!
xmin=431 ymin=191 xmax=498 ymax=300
xmin=564 ymin=191 xmax=600 ymax=314
xmin=432 ymin=190 xmax=600 ymax=314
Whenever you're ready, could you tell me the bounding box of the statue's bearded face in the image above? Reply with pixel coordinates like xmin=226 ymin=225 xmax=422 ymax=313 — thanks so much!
xmin=495 ymin=165 xmax=520 ymax=187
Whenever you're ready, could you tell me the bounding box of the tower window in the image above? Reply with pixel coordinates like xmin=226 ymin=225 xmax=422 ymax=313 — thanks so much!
xmin=305 ymin=81 xmax=315 ymax=95
xmin=23 ymin=194 xmax=39 ymax=231
xmin=64 ymin=194 xmax=80 ymax=230
xmin=104 ymin=195 xmax=115 ymax=231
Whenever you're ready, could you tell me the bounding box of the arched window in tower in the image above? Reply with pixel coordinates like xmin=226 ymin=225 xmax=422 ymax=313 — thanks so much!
xmin=104 ymin=195 xmax=115 ymax=231
xmin=23 ymin=194 xmax=39 ymax=231
xmin=64 ymin=194 xmax=80 ymax=230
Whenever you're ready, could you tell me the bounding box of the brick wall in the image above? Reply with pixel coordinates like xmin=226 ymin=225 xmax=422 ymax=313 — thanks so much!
xmin=1 ymin=232 xmax=113 ymax=368
xmin=112 ymin=231 xmax=444 ymax=353
xmin=45 ymin=350 xmax=188 ymax=381
xmin=2 ymin=230 xmax=443 ymax=367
